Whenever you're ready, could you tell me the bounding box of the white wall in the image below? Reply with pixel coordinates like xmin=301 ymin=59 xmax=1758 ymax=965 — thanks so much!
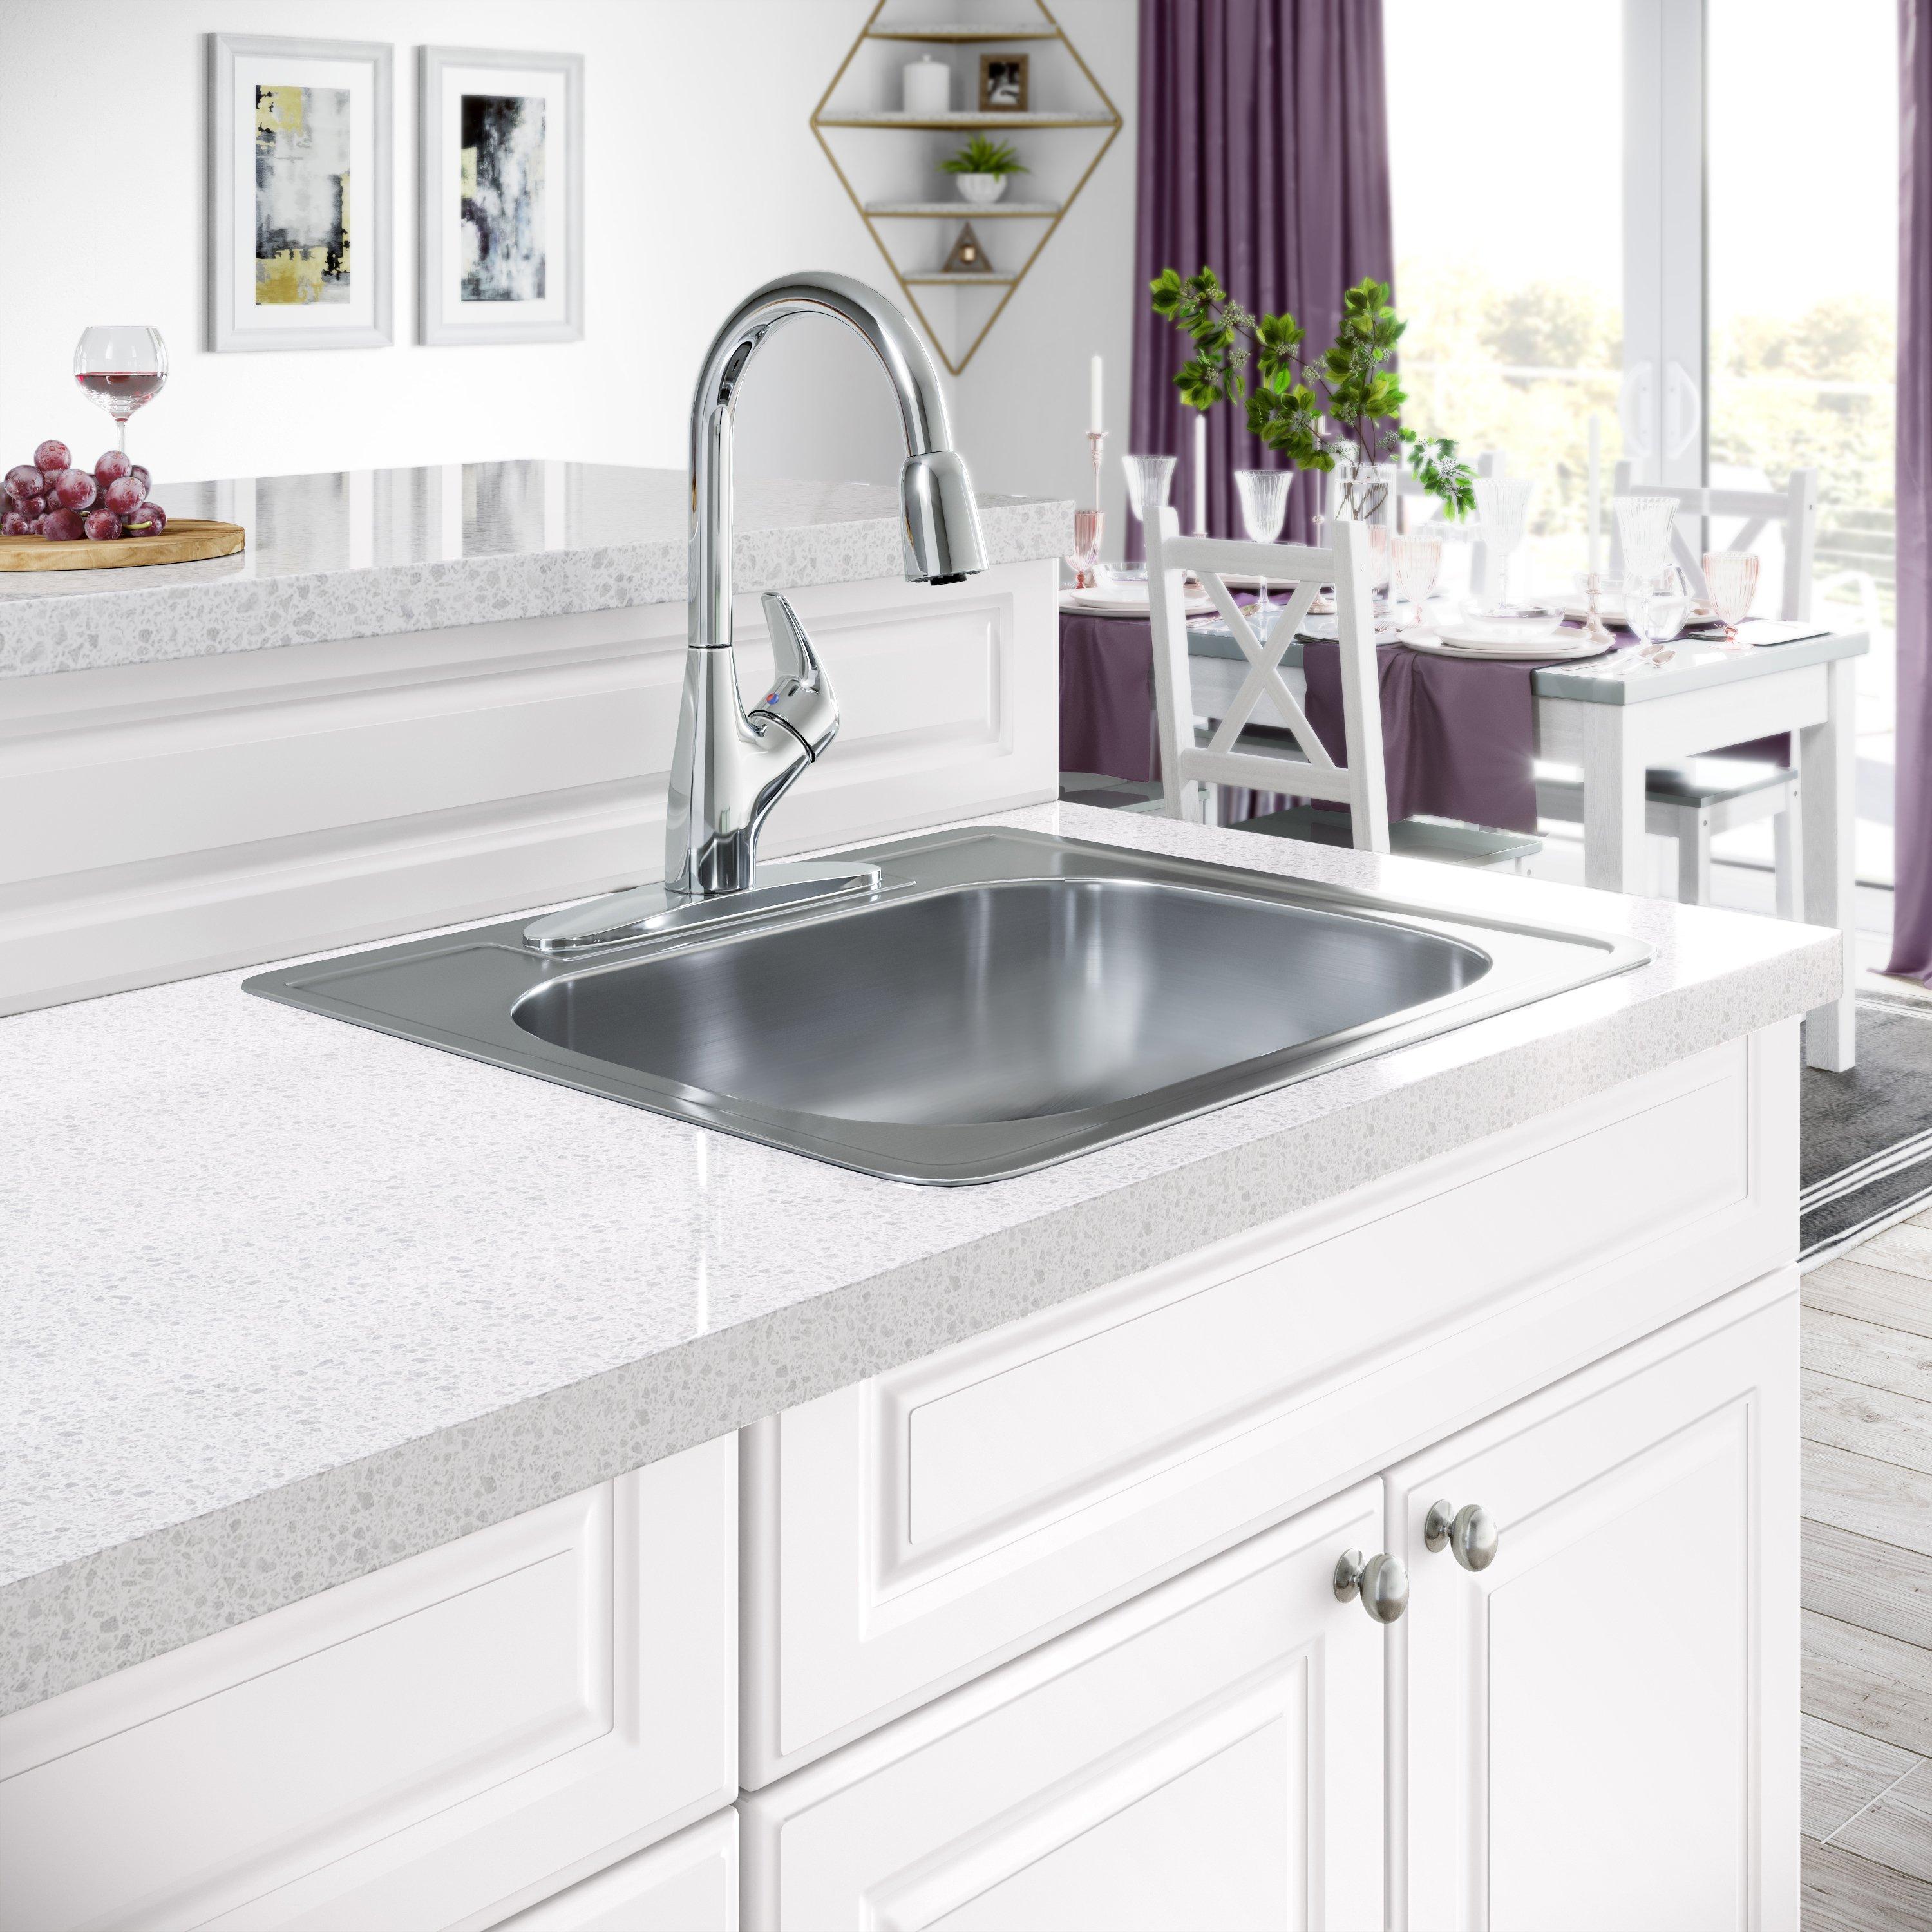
xmin=0 ymin=0 xmax=1138 ymax=510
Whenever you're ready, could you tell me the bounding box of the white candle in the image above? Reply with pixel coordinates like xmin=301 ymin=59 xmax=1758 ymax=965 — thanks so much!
xmin=902 ymin=57 xmax=949 ymax=115
xmin=1088 ymin=355 xmax=1103 ymax=435
xmin=1193 ymin=414 xmax=1208 ymax=535
xmin=1587 ymin=413 xmax=1602 ymax=577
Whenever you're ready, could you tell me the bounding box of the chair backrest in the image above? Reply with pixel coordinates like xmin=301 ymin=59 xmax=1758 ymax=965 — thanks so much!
xmin=1606 ymin=461 xmax=1817 ymax=619
xmin=1145 ymin=506 xmax=1390 ymax=851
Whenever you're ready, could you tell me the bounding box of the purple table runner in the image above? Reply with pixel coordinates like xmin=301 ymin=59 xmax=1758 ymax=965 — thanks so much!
xmin=1057 ymin=610 xmax=1790 ymax=835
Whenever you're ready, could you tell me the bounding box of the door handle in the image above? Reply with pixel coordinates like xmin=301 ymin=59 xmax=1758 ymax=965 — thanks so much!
xmin=1620 ymin=362 xmax=1654 ymax=462
xmin=1664 ymin=361 xmax=1702 ymax=462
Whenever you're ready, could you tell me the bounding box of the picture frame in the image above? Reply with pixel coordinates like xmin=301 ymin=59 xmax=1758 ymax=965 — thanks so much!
xmin=419 ymin=45 xmax=585 ymax=346
xmin=978 ymin=53 xmax=1030 ymax=113
xmin=207 ymin=33 xmax=394 ymax=352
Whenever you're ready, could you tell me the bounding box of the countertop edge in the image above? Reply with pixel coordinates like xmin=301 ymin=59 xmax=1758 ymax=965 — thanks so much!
xmin=0 ymin=923 xmax=1835 ymax=1718
xmin=0 ymin=495 xmax=1075 ymax=681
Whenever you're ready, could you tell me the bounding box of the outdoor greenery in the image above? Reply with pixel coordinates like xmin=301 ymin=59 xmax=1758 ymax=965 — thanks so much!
xmin=1394 ymin=258 xmax=1896 ymax=612
xmin=940 ymin=135 xmax=1027 ymax=177
xmin=1148 ymin=265 xmax=1477 ymax=522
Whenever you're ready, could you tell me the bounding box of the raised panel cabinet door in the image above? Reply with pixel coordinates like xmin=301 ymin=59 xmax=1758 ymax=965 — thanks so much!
xmin=1390 ymin=1276 xmax=1799 ymax=1932
xmin=498 ymin=1807 xmax=738 ymax=1930
xmin=0 ymin=1435 xmax=737 ymax=1932
xmin=740 ymin=1481 xmax=1388 ymax=1932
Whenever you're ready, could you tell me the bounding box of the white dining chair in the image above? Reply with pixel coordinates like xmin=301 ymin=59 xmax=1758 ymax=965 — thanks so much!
xmin=1146 ymin=506 xmax=1540 ymax=869
xmin=1539 ymin=463 xmax=1819 ymax=910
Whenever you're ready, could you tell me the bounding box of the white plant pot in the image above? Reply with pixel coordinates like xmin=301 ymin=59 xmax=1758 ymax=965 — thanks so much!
xmin=954 ymin=173 xmax=1008 ymax=205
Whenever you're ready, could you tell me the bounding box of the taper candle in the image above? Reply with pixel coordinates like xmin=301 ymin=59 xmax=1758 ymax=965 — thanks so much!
xmin=1193 ymin=414 xmax=1208 ymax=535
xmin=1587 ymin=413 xmax=1602 ymax=576
xmin=1088 ymin=355 xmax=1103 ymax=435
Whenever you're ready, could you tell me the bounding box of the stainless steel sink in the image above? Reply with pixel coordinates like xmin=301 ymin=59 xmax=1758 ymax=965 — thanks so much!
xmin=244 ymin=828 xmax=1651 ymax=1184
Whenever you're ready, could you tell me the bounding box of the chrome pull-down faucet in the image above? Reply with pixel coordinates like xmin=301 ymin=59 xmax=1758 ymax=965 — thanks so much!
xmin=526 ymin=272 xmax=987 ymax=954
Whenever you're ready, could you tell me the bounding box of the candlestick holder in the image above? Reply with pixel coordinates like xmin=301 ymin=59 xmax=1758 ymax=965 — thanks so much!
xmin=1572 ymin=571 xmax=1617 ymax=646
xmin=1084 ymin=430 xmax=1107 ymax=513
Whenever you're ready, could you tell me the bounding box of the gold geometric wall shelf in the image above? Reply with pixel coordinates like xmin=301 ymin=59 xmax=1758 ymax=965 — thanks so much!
xmin=811 ymin=0 xmax=1122 ymax=375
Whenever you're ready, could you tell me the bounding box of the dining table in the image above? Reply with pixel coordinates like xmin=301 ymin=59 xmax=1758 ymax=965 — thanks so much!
xmin=1057 ymin=601 xmax=1868 ymax=1071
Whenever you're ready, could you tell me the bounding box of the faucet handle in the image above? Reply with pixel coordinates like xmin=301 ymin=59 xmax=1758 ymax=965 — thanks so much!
xmin=752 ymin=593 xmax=839 ymax=757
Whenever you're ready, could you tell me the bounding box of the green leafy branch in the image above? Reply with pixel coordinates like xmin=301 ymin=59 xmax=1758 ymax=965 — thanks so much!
xmin=1148 ymin=267 xmax=1475 ymax=524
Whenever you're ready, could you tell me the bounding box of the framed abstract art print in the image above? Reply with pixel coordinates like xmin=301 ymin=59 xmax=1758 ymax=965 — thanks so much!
xmin=208 ymin=34 xmax=395 ymax=352
xmin=419 ymin=46 xmax=585 ymax=345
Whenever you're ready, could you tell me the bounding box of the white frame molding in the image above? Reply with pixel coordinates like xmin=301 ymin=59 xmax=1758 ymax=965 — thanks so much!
xmin=1622 ymin=0 xmax=1708 ymax=489
xmin=207 ymin=33 xmax=395 ymax=353
xmin=418 ymin=44 xmax=586 ymax=346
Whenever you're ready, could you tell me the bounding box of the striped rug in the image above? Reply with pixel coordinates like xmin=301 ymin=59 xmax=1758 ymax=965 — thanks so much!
xmin=1803 ymin=993 xmax=1932 ymax=1262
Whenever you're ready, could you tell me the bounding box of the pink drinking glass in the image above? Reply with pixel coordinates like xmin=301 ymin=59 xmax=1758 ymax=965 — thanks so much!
xmin=1703 ymin=550 xmax=1760 ymax=648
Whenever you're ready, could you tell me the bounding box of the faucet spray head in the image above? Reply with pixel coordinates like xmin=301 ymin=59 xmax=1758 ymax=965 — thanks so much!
xmin=901 ymin=450 xmax=987 ymax=585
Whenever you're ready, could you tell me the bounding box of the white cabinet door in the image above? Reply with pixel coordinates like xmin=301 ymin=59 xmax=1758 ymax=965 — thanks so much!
xmin=0 ymin=1437 xmax=737 ymax=1932
xmin=1390 ymin=1276 xmax=1799 ymax=1932
xmin=741 ymin=1482 xmax=1387 ymax=1932
xmin=500 ymin=1808 xmax=737 ymax=1930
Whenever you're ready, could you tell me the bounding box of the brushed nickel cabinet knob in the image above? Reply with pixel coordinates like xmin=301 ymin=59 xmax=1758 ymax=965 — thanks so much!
xmin=1334 ymin=1548 xmax=1409 ymax=1623
xmin=1425 ymin=1499 xmax=1500 ymax=1572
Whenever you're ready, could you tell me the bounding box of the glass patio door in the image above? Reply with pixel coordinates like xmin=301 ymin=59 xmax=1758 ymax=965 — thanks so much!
xmin=1390 ymin=0 xmax=1897 ymax=886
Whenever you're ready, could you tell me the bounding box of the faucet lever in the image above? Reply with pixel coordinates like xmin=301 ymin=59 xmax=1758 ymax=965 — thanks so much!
xmin=751 ymin=592 xmax=838 ymax=757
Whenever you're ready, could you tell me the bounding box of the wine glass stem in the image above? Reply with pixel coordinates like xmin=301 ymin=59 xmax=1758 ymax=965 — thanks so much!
xmin=117 ymin=419 xmax=126 ymax=457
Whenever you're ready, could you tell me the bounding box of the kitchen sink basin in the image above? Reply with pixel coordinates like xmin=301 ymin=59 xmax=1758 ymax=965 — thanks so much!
xmin=245 ymin=828 xmax=1651 ymax=1183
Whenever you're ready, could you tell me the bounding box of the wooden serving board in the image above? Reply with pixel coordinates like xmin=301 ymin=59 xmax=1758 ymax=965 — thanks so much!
xmin=0 ymin=519 xmax=245 ymax=573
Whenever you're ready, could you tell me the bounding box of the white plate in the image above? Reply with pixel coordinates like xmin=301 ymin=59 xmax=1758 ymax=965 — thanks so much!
xmin=1062 ymin=587 xmax=1217 ymax=616
xmin=1399 ymin=628 xmax=1612 ymax=663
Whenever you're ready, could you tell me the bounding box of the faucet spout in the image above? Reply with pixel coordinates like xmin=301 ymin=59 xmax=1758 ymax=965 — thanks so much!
xmin=668 ymin=272 xmax=987 ymax=900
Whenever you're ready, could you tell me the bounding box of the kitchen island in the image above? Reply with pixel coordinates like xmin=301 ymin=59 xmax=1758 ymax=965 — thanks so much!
xmin=0 ymin=797 xmax=1832 ymax=1929
xmin=0 ymin=460 xmax=1067 ymax=1013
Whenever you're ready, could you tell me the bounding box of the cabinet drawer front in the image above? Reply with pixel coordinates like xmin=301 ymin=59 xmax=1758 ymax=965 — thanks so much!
xmin=746 ymin=1033 xmax=1791 ymax=1784
xmin=0 ymin=1437 xmax=736 ymax=1932
xmin=1388 ymin=1280 xmax=1799 ymax=1931
xmin=740 ymin=1482 xmax=1385 ymax=1932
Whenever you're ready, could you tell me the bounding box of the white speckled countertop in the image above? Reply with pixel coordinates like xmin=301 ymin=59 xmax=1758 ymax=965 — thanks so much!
xmin=0 ymin=804 xmax=1838 ymax=1717
xmin=0 ymin=461 xmax=1072 ymax=679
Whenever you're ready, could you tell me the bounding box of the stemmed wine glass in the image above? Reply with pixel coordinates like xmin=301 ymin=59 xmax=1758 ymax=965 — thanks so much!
xmin=1613 ymin=495 xmax=1680 ymax=583
xmin=1390 ymin=533 xmax=1443 ymax=629
xmin=1065 ymin=509 xmax=1104 ymax=591
xmin=1472 ymin=475 xmax=1533 ymax=610
xmin=1703 ymin=550 xmax=1761 ymax=649
xmin=1233 ymin=468 xmax=1291 ymax=620
xmin=73 ymin=327 xmax=167 ymax=457
xmin=1122 ymin=454 xmax=1177 ymax=545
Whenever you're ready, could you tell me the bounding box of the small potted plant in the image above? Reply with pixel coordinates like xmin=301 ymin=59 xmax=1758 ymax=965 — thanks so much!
xmin=940 ymin=134 xmax=1027 ymax=206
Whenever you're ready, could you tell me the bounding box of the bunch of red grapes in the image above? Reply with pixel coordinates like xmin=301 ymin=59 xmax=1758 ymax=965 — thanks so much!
xmin=2 ymin=440 xmax=168 ymax=542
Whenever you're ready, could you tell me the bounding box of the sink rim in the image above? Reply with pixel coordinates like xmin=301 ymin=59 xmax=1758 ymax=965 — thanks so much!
xmin=506 ymin=870 xmax=1503 ymax=1129
xmin=243 ymin=827 xmax=1655 ymax=1185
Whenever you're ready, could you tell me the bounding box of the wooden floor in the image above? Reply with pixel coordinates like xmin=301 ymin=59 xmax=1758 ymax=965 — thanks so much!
xmin=1802 ymin=1209 xmax=1932 ymax=1929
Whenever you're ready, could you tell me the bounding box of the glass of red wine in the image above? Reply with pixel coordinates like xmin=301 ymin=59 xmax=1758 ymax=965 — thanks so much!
xmin=73 ymin=327 xmax=167 ymax=456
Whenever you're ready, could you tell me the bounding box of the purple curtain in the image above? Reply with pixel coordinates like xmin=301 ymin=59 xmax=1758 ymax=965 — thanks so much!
xmin=1128 ymin=0 xmax=1392 ymax=558
xmin=1890 ymin=0 xmax=1932 ymax=980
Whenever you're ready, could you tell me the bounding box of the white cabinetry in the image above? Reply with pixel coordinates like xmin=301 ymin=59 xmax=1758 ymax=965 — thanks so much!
xmin=0 ymin=1437 xmax=736 ymax=1931
xmin=742 ymin=1032 xmax=1791 ymax=1787
xmin=501 ymin=1810 xmax=738 ymax=1931
xmin=1390 ymin=1282 xmax=1799 ymax=1932
xmin=739 ymin=1483 xmax=1387 ymax=1932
